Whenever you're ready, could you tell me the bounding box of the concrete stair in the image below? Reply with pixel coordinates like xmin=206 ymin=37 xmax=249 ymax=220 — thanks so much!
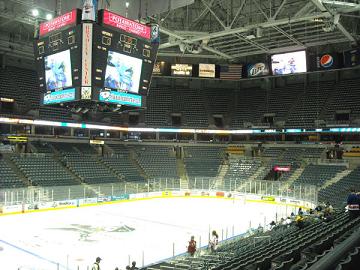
xmin=235 ymin=165 xmax=267 ymax=191
xmin=284 ymin=167 xmax=305 ymax=186
xmin=129 ymin=148 xmax=149 ymax=179
xmin=53 ymin=155 xmax=84 ymax=185
xmin=214 ymin=163 xmax=229 ymax=190
xmin=176 ymin=159 xmax=189 ymax=190
xmin=248 ymin=165 xmax=267 ymax=181
xmin=320 ymin=169 xmax=352 ymax=190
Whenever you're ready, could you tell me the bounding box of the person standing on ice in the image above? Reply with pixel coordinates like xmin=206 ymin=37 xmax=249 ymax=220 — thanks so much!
xmin=92 ymin=257 xmax=101 ymax=270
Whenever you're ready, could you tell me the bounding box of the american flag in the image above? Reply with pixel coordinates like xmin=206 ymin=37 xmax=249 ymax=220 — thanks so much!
xmin=220 ymin=64 xmax=243 ymax=80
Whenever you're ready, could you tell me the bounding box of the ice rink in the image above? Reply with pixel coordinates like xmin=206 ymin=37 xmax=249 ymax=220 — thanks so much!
xmin=0 ymin=197 xmax=291 ymax=270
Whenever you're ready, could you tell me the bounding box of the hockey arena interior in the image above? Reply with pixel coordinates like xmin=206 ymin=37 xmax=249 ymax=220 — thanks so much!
xmin=1 ymin=0 xmax=360 ymax=269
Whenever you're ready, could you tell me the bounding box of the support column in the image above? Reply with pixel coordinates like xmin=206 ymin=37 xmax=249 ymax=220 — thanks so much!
xmin=194 ymin=133 xmax=198 ymax=141
xmin=156 ymin=132 xmax=160 ymax=141
xmin=31 ymin=125 xmax=36 ymax=135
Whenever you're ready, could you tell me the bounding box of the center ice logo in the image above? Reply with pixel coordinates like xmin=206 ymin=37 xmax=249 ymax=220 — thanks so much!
xmin=48 ymin=223 xmax=135 ymax=242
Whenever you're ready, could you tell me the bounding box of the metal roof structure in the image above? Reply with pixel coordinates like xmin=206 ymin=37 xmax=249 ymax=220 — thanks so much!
xmin=0 ymin=0 xmax=359 ymax=62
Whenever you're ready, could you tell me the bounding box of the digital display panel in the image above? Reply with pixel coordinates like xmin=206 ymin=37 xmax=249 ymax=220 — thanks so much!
xmin=274 ymin=166 xmax=291 ymax=172
xmin=199 ymin=64 xmax=215 ymax=78
xmin=171 ymin=64 xmax=193 ymax=76
xmin=93 ymin=12 xmax=159 ymax=98
xmin=99 ymin=90 xmax=142 ymax=107
xmin=34 ymin=24 xmax=82 ymax=105
xmin=104 ymin=51 xmax=143 ymax=93
xmin=102 ymin=10 xmax=151 ymax=40
xmin=44 ymin=50 xmax=73 ymax=91
xmin=43 ymin=88 xmax=76 ymax=105
xmin=271 ymin=51 xmax=307 ymax=75
xmin=247 ymin=63 xmax=269 ymax=77
xmin=152 ymin=61 xmax=170 ymax=76
xmin=39 ymin=9 xmax=79 ymax=37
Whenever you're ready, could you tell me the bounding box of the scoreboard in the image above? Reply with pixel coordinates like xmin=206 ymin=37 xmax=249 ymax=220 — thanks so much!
xmin=34 ymin=9 xmax=82 ymax=105
xmin=33 ymin=8 xmax=159 ymax=109
xmin=93 ymin=10 xmax=159 ymax=107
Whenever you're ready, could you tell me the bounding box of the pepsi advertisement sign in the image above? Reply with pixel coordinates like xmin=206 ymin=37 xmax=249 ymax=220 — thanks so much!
xmin=314 ymin=53 xmax=339 ymax=70
xmin=247 ymin=63 xmax=269 ymax=77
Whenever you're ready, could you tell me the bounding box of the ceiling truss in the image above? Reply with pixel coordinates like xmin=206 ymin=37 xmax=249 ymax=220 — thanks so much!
xmin=0 ymin=0 xmax=359 ymax=61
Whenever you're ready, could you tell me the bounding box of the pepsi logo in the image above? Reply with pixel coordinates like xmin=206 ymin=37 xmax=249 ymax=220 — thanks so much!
xmin=320 ymin=54 xmax=333 ymax=68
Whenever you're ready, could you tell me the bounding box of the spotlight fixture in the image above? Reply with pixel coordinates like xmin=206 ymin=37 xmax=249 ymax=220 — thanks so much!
xmin=46 ymin=13 xmax=53 ymax=20
xmin=32 ymin=9 xmax=39 ymax=17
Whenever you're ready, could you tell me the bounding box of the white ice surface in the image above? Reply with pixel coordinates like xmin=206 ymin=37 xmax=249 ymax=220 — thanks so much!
xmin=0 ymin=197 xmax=291 ymax=270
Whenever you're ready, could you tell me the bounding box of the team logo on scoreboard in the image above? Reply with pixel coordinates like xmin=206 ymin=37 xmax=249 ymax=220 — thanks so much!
xmin=320 ymin=54 xmax=333 ymax=68
xmin=81 ymin=86 xmax=92 ymax=100
xmin=99 ymin=90 xmax=111 ymax=101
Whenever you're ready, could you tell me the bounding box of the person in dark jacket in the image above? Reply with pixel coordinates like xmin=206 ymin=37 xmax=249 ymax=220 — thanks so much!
xmin=347 ymin=188 xmax=359 ymax=219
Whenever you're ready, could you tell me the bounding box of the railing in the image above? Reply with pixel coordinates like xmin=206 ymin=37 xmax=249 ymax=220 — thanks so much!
xmin=0 ymin=178 xmax=317 ymax=207
xmin=0 ymin=179 xmax=317 ymax=270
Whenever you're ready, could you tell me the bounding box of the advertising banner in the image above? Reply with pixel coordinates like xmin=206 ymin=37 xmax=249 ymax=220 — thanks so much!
xmin=271 ymin=51 xmax=307 ymax=75
xmin=99 ymin=90 xmax=142 ymax=107
xmin=102 ymin=10 xmax=151 ymax=39
xmin=261 ymin=196 xmax=275 ymax=201
xmin=81 ymin=23 xmax=93 ymax=87
xmin=43 ymin=88 xmax=76 ymax=105
xmin=111 ymin=194 xmax=130 ymax=201
xmin=316 ymin=53 xmax=339 ymax=70
xmin=97 ymin=196 xmax=112 ymax=203
xmin=40 ymin=9 xmax=78 ymax=37
xmin=2 ymin=204 xmax=23 ymax=213
xmin=162 ymin=191 xmax=172 ymax=197
xmin=216 ymin=191 xmax=225 ymax=197
xmin=274 ymin=166 xmax=291 ymax=172
xmin=199 ymin=64 xmax=215 ymax=78
xmin=344 ymin=48 xmax=360 ymax=67
xmin=246 ymin=63 xmax=269 ymax=77
xmin=153 ymin=62 xmax=163 ymax=75
xmin=171 ymin=64 xmax=193 ymax=76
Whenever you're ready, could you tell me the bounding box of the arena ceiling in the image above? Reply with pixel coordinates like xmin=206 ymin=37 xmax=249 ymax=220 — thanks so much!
xmin=0 ymin=0 xmax=359 ymax=63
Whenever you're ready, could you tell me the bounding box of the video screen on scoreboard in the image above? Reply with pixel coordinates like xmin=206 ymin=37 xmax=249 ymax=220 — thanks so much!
xmin=271 ymin=50 xmax=307 ymax=75
xmin=44 ymin=49 xmax=73 ymax=91
xmin=104 ymin=51 xmax=143 ymax=94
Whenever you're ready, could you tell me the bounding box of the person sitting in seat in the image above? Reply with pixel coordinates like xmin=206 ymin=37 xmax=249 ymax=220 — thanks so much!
xmin=209 ymin=230 xmax=219 ymax=252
